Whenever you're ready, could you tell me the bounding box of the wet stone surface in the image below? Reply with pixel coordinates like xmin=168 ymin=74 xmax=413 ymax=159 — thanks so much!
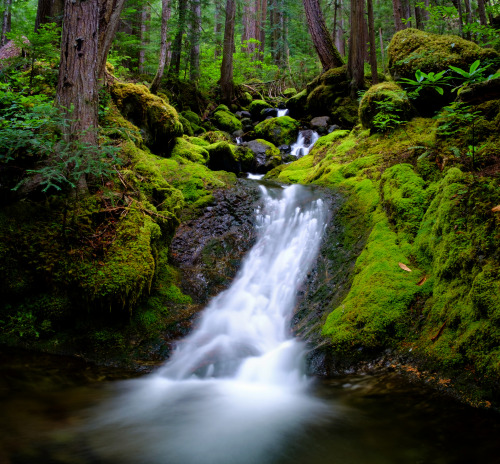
xmin=171 ymin=179 xmax=263 ymax=304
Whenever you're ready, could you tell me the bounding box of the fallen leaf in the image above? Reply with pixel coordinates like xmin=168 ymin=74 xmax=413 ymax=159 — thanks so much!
xmin=416 ymin=275 xmax=428 ymax=286
xmin=399 ymin=262 xmax=412 ymax=272
xmin=492 ymin=205 xmax=500 ymax=212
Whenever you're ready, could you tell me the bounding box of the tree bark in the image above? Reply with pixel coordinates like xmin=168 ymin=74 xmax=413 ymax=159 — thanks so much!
xmin=97 ymin=0 xmax=127 ymax=78
xmin=258 ymin=0 xmax=267 ymax=58
xmin=477 ymin=0 xmax=487 ymax=26
xmin=214 ymin=0 xmax=223 ymax=58
xmin=392 ymin=0 xmax=405 ymax=31
xmin=189 ymin=0 xmax=201 ymax=81
xmin=138 ymin=4 xmax=150 ymax=74
xmin=303 ymin=0 xmax=343 ymax=71
xmin=220 ymin=0 xmax=235 ymax=104
xmin=150 ymin=0 xmax=170 ymax=93
xmin=1 ymin=0 xmax=12 ymax=47
xmin=169 ymin=0 xmax=188 ymax=77
xmin=347 ymin=0 xmax=366 ymax=97
xmin=34 ymin=0 xmax=64 ymax=31
xmin=366 ymin=0 xmax=378 ymax=84
xmin=379 ymin=27 xmax=385 ymax=74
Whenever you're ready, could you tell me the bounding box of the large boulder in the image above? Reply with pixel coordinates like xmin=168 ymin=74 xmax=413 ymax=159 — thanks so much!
xmin=206 ymin=141 xmax=254 ymax=173
xmin=170 ymin=137 xmax=209 ymax=164
xmin=249 ymin=99 xmax=272 ymax=120
xmin=388 ymin=28 xmax=499 ymax=81
xmin=254 ymin=116 xmax=300 ymax=146
xmin=111 ymin=82 xmax=183 ymax=155
xmin=244 ymin=139 xmax=281 ymax=173
xmin=359 ymin=82 xmax=415 ymax=131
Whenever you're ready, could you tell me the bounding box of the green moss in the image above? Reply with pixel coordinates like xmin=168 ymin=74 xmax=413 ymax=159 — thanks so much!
xmin=283 ymin=88 xmax=297 ymax=98
xmin=100 ymin=103 xmax=144 ymax=147
xmin=388 ymin=28 xmax=499 ymax=80
xmin=200 ymin=131 xmax=232 ymax=144
xmin=179 ymin=114 xmax=194 ymax=136
xmin=254 ymin=116 xmax=300 ymax=146
xmin=275 ymin=154 xmax=315 ymax=183
xmin=110 ymin=82 xmax=183 ymax=154
xmin=206 ymin=141 xmax=253 ymax=173
xmin=170 ymin=137 xmax=209 ymax=164
xmin=286 ymin=89 xmax=307 ymax=113
xmin=211 ymin=109 xmax=243 ymax=133
xmin=359 ymin=82 xmax=414 ymax=131
xmin=249 ymin=99 xmax=272 ymax=118
xmin=181 ymin=110 xmax=201 ymax=126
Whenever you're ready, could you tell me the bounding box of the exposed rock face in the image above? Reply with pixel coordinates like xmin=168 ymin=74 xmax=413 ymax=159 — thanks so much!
xmin=170 ymin=180 xmax=262 ymax=304
xmin=244 ymin=139 xmax=281 ymax=173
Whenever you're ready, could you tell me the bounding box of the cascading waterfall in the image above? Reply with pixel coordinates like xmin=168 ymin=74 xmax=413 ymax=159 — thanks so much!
xmin=84 ymin=183 xmax=329 ymax=464
xmin=290 ymin=131 xmax=320 ymax=158
xmin=277 ymin=108 xmax=289 ymax=117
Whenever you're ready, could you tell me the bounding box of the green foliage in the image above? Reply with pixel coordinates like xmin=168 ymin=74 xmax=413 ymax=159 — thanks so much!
xmin=399 ymin=69 xmax=450 ymax=97
xmin=449 ymin=60 xmax=500 ymax=90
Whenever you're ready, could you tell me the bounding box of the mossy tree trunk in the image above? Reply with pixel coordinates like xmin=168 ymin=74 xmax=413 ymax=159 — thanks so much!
xmin=347 ymin=0 xmax=366 ymax=97
xmin=169 ymin=0 xmax=188 ymax=78
xmin=303 ymin=0 xmax=343 ymax=71
xmin=220 ymin=0 xmax=235 ymax=104
xmin=150 ymin=0 xmax=171 ymax=94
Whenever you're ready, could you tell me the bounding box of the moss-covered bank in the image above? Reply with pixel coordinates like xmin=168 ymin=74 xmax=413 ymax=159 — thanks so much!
xmin=269 ymin=111 xmax=500 ymax=407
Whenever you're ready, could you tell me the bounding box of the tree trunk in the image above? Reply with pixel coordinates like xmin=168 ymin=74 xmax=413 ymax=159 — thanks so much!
xmin=189 ymin=0 xmax=201 ymax=82
xmin=169 ymin=0 xmax=188 ymax=77
xmin=241 ymin=0 xmax=257 ymax=55
xmin=1 ymin=0 xmax=11 ymax=47
xmin=34 ymin=0 xmax=64 ymax=31
xmin=477 ymin=0 xmax=487 ymax=26
xmin=335 ymin=0 xmax=345 ymax=56
xmin=379 ymin=27 xmax=385 ymax=74
xmin=366 ymin=0 xmax=378 ymax=84
xmin=392 ymin=0 xmax=405 ymax=31
xmin=97 ymin=0 xmax=127 ymax=78
xmin=303 ymin=0 xmax=343 ymax=70
xmin=463 ymin=0 xmax=472 ymax=39
xmin=220 ymin=0 xmax=235 ymax=104
xmin=347 ymin=0 xmax=366 ymax=97
xmin=138 ymin=4 xmax=150 ymax=74
xmin=214 ymin=0 xmax=223 ymax=58
xmin=258 ymin=0 xmax=267 ymax=58
xmin=57 ymin=0 xmax=99 ymax=193
xmin=150 ymin=0 xmax=170 ymax=93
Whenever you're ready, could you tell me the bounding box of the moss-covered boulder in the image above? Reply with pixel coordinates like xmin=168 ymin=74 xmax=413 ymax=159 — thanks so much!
xmin=359 ymin=82 xmax=415 ymax=131
xmin=283 ymin=88 xmax=297 ymax=98
xmin=254 ymin=116 xmax=301 ymax=146
xmin=206 ymin=141 xmax=254 ymax=173
xmin=249 ymin=99 xmax=272 ymax=120
xmin=238 ymin=91 xmax=253 ymax=107
xmin=245 ymin=139 xmax=281 ymax=173
xmin=286 ymin=89 xmax=308 ymax=117
xmin=200 ymin=131 xmax=232 ymax=144
xmin=110 ymin=82 xmax=183 ymax=155
xmin=388 ymin=28 xmax=499 ymax=81
xmin=178 ymin=114 xmax=194 ymax=136
xmin=170 ymin=137 xmax=209 ymax=164
xmin=211 ymin=108 xmax=243 ymax=133
xmin=181 ymin=110 xmax=201 ymax=126
xmin=331 ymin=97 xmax=360 ymax=128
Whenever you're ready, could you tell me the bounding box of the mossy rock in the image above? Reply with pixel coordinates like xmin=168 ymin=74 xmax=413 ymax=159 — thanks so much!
xmin=181 ymin=110 xmax=201 ymax=126
xmin=320 ymin=66 xmax=349 ymax=88
xmin=215 ymin=104 xmax=230 ymax=112
xmin=200 ymin=131 xmax=232 ymax=144
xmin=212 ymin=109 xmax=243 ymax=133
xmin=249 ymin=99 xmax=272 ymax=119
xmin=331 ymin=97 xmax=360 ymax=128
xmin=245 ymin=139 xmax=281 ymax=173
xmin=179 ymin=114 xmax=194 ymax=136
xmin=254 ymin=116 xmax=300 ymax=146
xmin=307 ymin=84 xmax=346 ymax=116
xmin=100 ymin=102 xmax=144 ymax=147
xmin=359 ymin=82 xmax=415 ymax=131
xmin=283 ymin=88 xmax=297 ymax=98
xmin=110 ymin=82 xmax=183 ymax=155
xmin=388 ymin=28 xmax=499 ymax=81
xmin=170 ymin=137 xmax=209 ymax=164
xmin=206 ymin=141 xmax=254 ymax=173
xmin=238 ymin=91 xmax=253 ymax=107
xmin=286 ymin=89 xmax=308 ymax=117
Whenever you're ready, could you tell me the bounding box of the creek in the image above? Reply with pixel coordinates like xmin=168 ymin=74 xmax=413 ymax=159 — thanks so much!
xmin=1 ymin=181 xmax=500 ymax=463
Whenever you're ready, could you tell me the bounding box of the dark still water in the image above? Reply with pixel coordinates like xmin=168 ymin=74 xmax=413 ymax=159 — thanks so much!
xmin=1 ymin=347 xmax=500 ymax=464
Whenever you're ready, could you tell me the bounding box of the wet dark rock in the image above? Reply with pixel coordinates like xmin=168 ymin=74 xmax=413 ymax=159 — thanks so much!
xmin=310 ymin=116 xmax=331 ymax=130
xmin=279 ymin=144 xmax=291 ymax=154
xmin=244 ymin=139 xmax=281 ymax=173
xmin=170 ymin=181 xmax=262 ymax=304
xmin=232 ymin=129 xmax=244 ymax=139
xmin=328 ymin=124 xmax=341 ymax=133
xmin=299 ymin=129 xmax=315 ymax=146
xmin=261 ymin=108 xmax=278 ymax=119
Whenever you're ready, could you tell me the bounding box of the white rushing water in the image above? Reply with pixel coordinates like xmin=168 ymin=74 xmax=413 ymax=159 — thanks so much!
xmin=290 ymin=131 xmax=320 ymax=158
xmin=277 ymin=108 xmax=289 ymax=117
xmin=85 ymin=184 xmax=329 ymax=464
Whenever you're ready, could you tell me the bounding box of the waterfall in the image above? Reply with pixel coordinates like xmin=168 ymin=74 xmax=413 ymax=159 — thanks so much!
xmin=290 ymin=131 xmax=320 ymax=158
xmin=277 ymin=108 xmax=289 ymax=117
xmin=85 ymin=184 xmax=329 ymax=464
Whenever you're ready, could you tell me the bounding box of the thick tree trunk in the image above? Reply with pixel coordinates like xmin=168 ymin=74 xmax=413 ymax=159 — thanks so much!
xmin=138 ymin=5 xmax=150 ymax=74
xmin=242 ymin=0 xmax=257 ymax=55
xmin=463 ymin=0 xmax=472 ymax=39
xmin=189 ymin=0 xmax=201 ymax=81
xmin=366 ymin=0 xmax=378 ymax=84
xmin=220 ymin=0 xmax=235 ymax=104
xmin=335 ymin=0 xmax=345 ymax=56
xmin=150 ymin=0 xmax=170 ymax=93
xmin=379 ymin=27 xmax=385 ymax=74
xmin=97 ymin=0 xmax=127 ymax=78
xmin=34 ymin=0 xmax=64 ymax=31
xmin=214 ymin=0 xmax=223 ymax=58
xmin=258 ymin=0 xmax=267 ymax=58
xmin=57 ymin=0 xmax=99 ymax=193
xmin=303 ymin=0 xmax=343 ymax=70
xmin=392 ymin=0 xmax=405 ymax=31
xmin=477 ymin=0 xmax=487 ymax=26
xmin=1 ymin=0 xmax=11 ymax=47
xmin=169 ymin=0 xmax=188 ymax=77
xmin=347 ymin=0 xmax=366 ymax=97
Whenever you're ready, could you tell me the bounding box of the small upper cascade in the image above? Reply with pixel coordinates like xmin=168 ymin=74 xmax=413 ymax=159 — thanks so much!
xmin=277 ymin=108 xmax=289 ymax=117
xmin=290 ymin=130 xmax=320 ymax=158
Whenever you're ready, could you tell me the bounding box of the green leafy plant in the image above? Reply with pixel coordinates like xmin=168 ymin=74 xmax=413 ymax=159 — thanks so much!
xmin=399 ymin=69 xmax=450 ymax=97
xmin=449 ymin=60 xmax=500 ymax=91
xmin=372 ymin=99 xmax=404 ymax=132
